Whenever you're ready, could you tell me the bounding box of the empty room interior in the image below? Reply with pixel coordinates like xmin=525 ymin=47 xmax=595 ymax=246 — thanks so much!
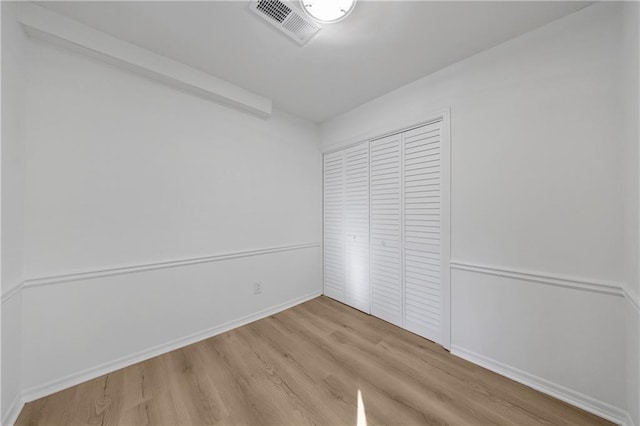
xmin=1 ymin=0 xmax=639 ymax=425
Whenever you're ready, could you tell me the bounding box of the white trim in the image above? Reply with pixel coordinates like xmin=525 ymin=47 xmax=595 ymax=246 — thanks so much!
xmin=1 ymin=282 xmax=23 ymax=305
xmin=342 ymin=148 xmax=347 ymax=303
xmin=440 ymin=109 xmax=452 ymax=350
xmin=400 ymin=129 xmax=406 ymax=329
xmin=21 ymin=290 xmax=322 ymax=403
xmin=622 ymin=286 xmax=640 ymax=313
xmin=322 ymin=111 xmax=449 ymax=154
xmin=450 ymin=260 xmax=623 ymax=297
xmin=321 ymin=153 xmax=326 ymax=302
xmin=622 ymin=411 xmax=636 ymax=426
xmin=451 ymin=345 xmax=629 ymax=425
xmin=1 ymin=392 xmax=25 ymax=426
xmin=23 ymin=242 xmax=320 ymax=289
xmin=16 ymin=3 xmax=272 ymax=117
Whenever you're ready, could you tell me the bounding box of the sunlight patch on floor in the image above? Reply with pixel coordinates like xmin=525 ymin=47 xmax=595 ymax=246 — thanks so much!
xmin=357 ymin=389 xmax=368 ymax=426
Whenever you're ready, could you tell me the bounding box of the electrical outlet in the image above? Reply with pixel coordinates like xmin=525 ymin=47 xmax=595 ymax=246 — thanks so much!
xmin=253 ymin=281 xmax=262 ymax=295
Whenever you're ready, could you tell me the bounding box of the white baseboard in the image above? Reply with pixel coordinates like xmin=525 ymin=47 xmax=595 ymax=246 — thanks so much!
xmin=451 ymin=345 xmax=629 ymax=425
xmin=21 ymin=290 xmax=322 ymax=403
xmin=1 ymin=393 xmax=25 ymax=426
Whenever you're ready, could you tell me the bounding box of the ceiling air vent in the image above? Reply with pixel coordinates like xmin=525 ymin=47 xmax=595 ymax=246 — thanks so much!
xmin=249 ymin=0 xmax=321 ymax=46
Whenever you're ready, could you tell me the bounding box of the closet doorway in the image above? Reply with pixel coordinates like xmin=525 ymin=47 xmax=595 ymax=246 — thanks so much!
xmin=322 ymin=112 xmax=451 ymax=349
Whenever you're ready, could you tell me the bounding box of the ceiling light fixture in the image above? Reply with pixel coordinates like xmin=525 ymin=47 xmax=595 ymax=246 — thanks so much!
xmin=300 ymin=0 xmax=356 ymax=23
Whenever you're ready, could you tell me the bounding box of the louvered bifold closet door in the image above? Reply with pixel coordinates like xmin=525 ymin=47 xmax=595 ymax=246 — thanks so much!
xmin=323 ymin=150 xmax=346 ymax=302
xmin=403 ymin=122 xmax=443 ymax=343
xmin=370 ymin=133 xmax=403 ymax=327
xmin=345 ymin=142 xmax=370 ymax=313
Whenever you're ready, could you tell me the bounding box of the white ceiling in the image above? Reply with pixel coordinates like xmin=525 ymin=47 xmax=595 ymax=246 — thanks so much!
xmin=36 ymin=1 xmax=592 ymax=123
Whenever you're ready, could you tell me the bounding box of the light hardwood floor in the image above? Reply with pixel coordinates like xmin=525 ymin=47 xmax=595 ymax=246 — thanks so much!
xmin=16 ymin=296 xmax=612 ymax=425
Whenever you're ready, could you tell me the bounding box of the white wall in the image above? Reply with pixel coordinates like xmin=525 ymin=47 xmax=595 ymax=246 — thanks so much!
xmin=322 ymin=3 xmax=623 ymax=281
xmin=622 ymin=0 xmax=640 ymax=320
xmin=321 ymin=2 xmax=628 ymax=422
xmin=19 ymin=36 xmax=322 ymax=397
xmin=622 ymin=1 xmax=640 ymax=424
xmin=23 ymin=40 xmax=320 ymax=277
xmin=1 ymin=1 xmax=26 ymax=295
xmin=1 ymin=1 xmax=27 ymax=424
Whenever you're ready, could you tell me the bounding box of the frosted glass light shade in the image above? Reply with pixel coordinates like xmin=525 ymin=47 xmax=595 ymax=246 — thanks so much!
xmin=300 ymin=0 xmax=356 ymax=23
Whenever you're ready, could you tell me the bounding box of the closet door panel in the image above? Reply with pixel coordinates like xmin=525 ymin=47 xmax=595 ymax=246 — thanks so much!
xmin=403 ymin=122 xmax=443 ymax=342
xmin=370 ymin=133 xmax=403 ymax=327
xmin=345 ymin=142 xmax=370 ymax=313
xmin=323 ymin=150 xmax=345 ymax=302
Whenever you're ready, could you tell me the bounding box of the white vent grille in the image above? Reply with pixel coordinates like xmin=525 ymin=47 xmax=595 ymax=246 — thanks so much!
xmin=250 ymin=0 xmax=321 ymax=46
xmin=256 ymin=0 xmax=291 ymax=23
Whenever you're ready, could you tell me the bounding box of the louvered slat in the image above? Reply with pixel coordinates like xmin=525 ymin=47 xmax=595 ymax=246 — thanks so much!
xmin=324 ymin=120 xmax=446 ymax=347
xmin=403 ymin=122 xmax=442 ymax=342
xmin=370 ymin=133 xmax=402 ymax=327
xmin=345 ymin=142 xmax=370 ymax=313
xmin=323 ymin=150 xmax=345 ymax=302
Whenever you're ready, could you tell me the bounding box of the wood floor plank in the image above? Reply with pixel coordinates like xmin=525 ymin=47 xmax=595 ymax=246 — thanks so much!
xmin=15 ymin=296 xmax=613 ymax=426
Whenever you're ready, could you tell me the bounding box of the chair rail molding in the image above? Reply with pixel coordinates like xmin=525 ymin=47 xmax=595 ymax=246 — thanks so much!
xmin=23 ymin=242 xmax=321 ymax=289
xmin=450 ymin=260 xmax=623 ymax=297
xmin=1 ymin=281 xmax=24 ymax=305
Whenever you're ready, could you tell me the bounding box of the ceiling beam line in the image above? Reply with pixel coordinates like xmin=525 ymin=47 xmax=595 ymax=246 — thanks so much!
xmin=17 ymin=3 xmax=273 ymax=118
